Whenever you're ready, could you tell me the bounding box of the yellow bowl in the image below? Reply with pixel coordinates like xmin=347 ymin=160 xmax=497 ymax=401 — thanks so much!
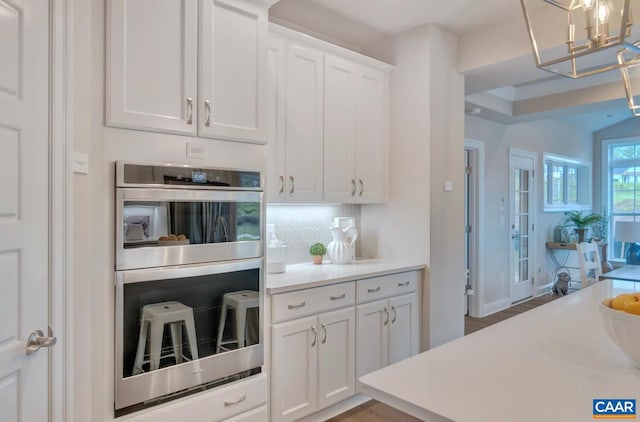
xmin=600 ymin=298 xmax=640 ymax=368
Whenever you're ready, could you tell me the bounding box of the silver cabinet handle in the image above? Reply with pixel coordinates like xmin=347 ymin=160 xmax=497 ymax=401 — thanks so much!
xmin=359 ymin=179 xmax=364 ymax=196
xmin=351 ymin=179 xmax=356 ymax=196
xmin=311 ymin=325 xmax=317 ymax=347
xmin=330 ymin=293 xmax=346 ymax=301
xmin=398 ymin=281 xmax=410 ymax=287
xmin=289 ymin=176 xmax=295 ymax=195
xmin=204 ymin=99 xmax=212 ymax=127
xmin=367 ymin=286 xmax=381 ymax=294
xmin=26 ymin=325 xmax=57 ymax=355
xmin=224 ymin=395 xmax=246 ymax=407
xmin=279 ymin=175 xmax=284 ymax=194
xmin=288 ymin=301 xmax=306 ymax=310
xmin=391 ymin=305 xmax=397 ymax=323
xmin=186 ymin=97 xmax=193 ymax=124
xmin=321 ymin=323 xmax=327 ymax=344
xmin=383 ymin=307 xmax=389 ymax=325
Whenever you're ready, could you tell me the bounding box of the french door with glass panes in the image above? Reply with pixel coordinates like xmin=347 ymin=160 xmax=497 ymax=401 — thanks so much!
xmin=509 ymin=149 xmax=536 ymax=304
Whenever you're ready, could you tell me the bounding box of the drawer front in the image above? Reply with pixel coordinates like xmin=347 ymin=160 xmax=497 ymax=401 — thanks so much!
xmin=356 ymin=271 xmax=418 ymax=303
xmin=122 ymin=374 xmax=266 ymax=422
xmin=272 ymin=282 xmax=355 ymax=323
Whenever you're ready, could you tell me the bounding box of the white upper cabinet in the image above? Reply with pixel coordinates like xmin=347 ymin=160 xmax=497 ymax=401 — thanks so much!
xmin=355 ymin=67 xmax=389 ymax=203
xmin=268 ymin=24 xmax=391 ymax=204
xmin=107 ymin=0 xmax=268 ymax=143
xmin=266 ymin=36 xmax=324 ymax=203
xmin=107 ymin=0 xmax=198 ymax=135
xmin=324 ymin=55 xmax=389 ymax=203
xmin=199 ymin=0 xmax=267 ymax=143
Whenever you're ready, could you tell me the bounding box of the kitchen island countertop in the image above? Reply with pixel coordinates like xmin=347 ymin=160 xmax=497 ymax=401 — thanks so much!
xmin=265 ymin=259 xmax=425 ymax=294
xmin=359 ymin=279 xmax=640 ymax=421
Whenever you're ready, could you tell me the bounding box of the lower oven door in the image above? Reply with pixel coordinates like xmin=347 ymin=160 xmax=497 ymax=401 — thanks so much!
xmin=115 ymin=258 xmax=263 ymax=411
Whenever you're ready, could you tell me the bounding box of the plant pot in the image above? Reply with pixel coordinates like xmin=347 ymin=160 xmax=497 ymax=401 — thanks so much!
xmin=312 ymin=255 xmax=323 ymax=265
xmin=574 ymin=228 xmax=588 ymax=243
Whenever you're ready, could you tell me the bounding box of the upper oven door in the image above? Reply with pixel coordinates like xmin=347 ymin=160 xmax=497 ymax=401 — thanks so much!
xmin=116 ymin=188 xmax=263 ymax=270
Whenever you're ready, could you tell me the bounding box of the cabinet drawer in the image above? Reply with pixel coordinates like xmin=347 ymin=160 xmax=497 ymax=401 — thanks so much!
xmin=356 ymin=271 xmax=418 ymax=303
xmin=121 ymin=374 xmax=266 ymax=422
xmin=272 ymin=282 xmax=355 ymax=323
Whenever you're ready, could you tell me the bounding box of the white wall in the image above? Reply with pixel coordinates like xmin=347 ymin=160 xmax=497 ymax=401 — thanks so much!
xmin=465 ymin=116 xmax=593 ymax=314
xmin=362 ymin=24 xmax=465 ymax=350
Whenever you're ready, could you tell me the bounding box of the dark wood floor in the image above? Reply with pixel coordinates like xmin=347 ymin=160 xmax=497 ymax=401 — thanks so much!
xmin=329 ymin=292 xmax=561 ymax=421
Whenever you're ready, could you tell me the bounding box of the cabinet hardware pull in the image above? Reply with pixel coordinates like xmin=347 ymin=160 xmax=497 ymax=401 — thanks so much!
xmin=391 ymin=305 xmax=397 ymax=323
xmin=398 ymin=281 xmax=410 ymax=287
xmin=311 ymin=325 xmax=317 ymax=347
xmin=288 ymin=301 xmax=306 ymax=310
xmin=383 ymin=307 xmax=389 ymax=325
xmin=204 ymin=100 xmax=212 ymax=127
xmin=289 ymin=176 xmax=295 ymax=195
xmin=279 ymin=175 xmax=284 ymax=194
xmin=186 ymin=97 xmax=193 ymax=125
xmin=321 ymin=323 xmax=327 ymax=344
xmin=367 ymin=287 xmax=381 ymax=294
xmin=358 ymin=179 xmax=364 ymax=196
xmin=224 ymin=395 xmax=246 ymax=407
xmin=330 ymin=293 xmax=346 ymax=300
xmin=351 ymin=179 xmax=356 ymax=196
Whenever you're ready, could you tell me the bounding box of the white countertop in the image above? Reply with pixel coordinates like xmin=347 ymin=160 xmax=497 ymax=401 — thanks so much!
xmin=265 ymin=259 xmax=425 ymax=294
xmin=359 ymin=280 xmax=640 ymax=422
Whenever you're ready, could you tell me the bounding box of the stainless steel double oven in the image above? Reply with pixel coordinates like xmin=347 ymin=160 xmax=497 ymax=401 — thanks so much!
xmin=114 ymin=161 xmax=264 ymax=413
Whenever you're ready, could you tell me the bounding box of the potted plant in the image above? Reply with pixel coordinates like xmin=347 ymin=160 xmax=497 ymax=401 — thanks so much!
xmin=309 ymin=242 xmax=327 ymax=265
xmin=564 ymin=211 xmax=604 ymax=243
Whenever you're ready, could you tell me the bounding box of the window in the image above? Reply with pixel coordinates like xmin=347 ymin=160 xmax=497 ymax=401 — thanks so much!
xmin=543 ymin=153 xmax=592 ymax=212
xmin=603 ymin=140 xmax=640 ymax=261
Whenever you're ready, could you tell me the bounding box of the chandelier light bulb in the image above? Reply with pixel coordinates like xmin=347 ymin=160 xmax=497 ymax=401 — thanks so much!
xmin=598 ymin=2 xmax=610 ymax=24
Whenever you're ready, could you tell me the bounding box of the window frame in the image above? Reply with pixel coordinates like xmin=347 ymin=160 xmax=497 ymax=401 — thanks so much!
xmin=542 ymin=153 xmax=592 ymax=212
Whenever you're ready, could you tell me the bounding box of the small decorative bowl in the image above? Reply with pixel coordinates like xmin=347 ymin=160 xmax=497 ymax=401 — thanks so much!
xmin=600 ymin=298 xmax=640 ymax=368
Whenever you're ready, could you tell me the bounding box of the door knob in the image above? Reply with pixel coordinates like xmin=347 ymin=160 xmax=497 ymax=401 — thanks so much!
xmin=26 ymin=325 xmax=57 ymax=355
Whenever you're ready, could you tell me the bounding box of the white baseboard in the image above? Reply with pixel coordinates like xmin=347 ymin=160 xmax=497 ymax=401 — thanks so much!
xmin=535 ymin=283 xmax=553 ymax=297
xmin=480 ymin=297 xmax=510 ymax=317
xmin=298 ymin=394 xmax=370 ymax=422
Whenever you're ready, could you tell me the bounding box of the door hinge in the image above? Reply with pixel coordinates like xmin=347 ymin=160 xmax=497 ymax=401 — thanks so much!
xmin=532 ymin=169 xmax=535 ymax=178
xmin=532 ymin=223 xmax=535 ymax=231
xmin=465 ymin=225 xmax=472 ymax=234
xmin=465 ymin=166 xmax=472 ymax=175
xmin=532 ymin=277 xmax=534 ymax=285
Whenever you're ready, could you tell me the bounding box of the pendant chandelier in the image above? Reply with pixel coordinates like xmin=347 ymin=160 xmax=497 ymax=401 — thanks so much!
xmin=520 ymin=0 xmax=635 ymax=78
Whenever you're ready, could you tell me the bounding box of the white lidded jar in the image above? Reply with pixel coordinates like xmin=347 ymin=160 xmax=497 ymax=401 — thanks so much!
xmin=266 ymin=223 xmax=287 ymax=273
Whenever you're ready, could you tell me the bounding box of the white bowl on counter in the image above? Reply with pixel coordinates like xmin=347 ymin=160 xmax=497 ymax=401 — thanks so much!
xmin=600 ymin=297 xmax=640 ymax=368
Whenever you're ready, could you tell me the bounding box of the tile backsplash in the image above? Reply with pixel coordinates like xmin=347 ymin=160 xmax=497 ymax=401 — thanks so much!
xmin=266 ymin=204 xmax=361 ymax=265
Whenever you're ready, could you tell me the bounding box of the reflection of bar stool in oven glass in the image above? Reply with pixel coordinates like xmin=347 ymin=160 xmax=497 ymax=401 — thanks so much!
xmin=216 ymin=290 xmax=259 ymax=353
xmin=132 ymin=301 xmax=198 ymax=375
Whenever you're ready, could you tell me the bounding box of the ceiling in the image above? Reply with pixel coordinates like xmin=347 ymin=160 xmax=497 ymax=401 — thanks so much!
xmin=270 ymin=0 xmax=638 ymax=132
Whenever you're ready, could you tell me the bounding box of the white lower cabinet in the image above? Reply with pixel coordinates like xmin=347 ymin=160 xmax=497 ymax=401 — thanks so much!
xmin=356 ymin=293 xmax=419 ymax=379
xmin=271 ymin=307 xmax=355 ymax=422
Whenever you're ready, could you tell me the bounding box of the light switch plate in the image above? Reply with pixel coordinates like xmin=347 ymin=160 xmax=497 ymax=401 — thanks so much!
xmin=444 ymin=181 xmax=453 ymax=192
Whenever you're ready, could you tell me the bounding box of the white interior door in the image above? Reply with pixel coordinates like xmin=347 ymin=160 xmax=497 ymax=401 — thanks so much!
xmin=509 ymin=149 xmax=536 ymax=304
xmin=0 ymin=0 xmax=51 ymax=420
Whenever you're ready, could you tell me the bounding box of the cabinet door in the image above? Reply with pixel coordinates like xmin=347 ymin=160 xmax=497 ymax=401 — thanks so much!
xmin=284 ymin=44 xmax=324 ymax=202
xmin=388 ymin=293 xmax=419 ymax=365
xmin=266 ymin=36 xmax=286 ymax=202
xmin=199 ymin=0 xmax=267 ymax=143
xmin=323 ymin=55 xmax=356 ymax=203
xmin=271 ymin=316 xmax=317 ymax=422
xmin=355 ymin=67 xmax=388 ymax=203
xmin=356 ymin=300 xmax=389 ymax=379
xmin=107 ymin=0 xmax=197 ymax=135
xmin=317 ymin=308 xmax=356 ymax=410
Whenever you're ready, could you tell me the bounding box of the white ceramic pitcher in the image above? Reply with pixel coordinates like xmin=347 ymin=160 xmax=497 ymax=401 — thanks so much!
xmin=327 ymin=226 xmax=358 ymax=264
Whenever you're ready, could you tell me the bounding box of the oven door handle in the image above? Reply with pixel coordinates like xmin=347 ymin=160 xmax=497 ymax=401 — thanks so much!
xmin=119 ymin=187 xmax=262 ymax=203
